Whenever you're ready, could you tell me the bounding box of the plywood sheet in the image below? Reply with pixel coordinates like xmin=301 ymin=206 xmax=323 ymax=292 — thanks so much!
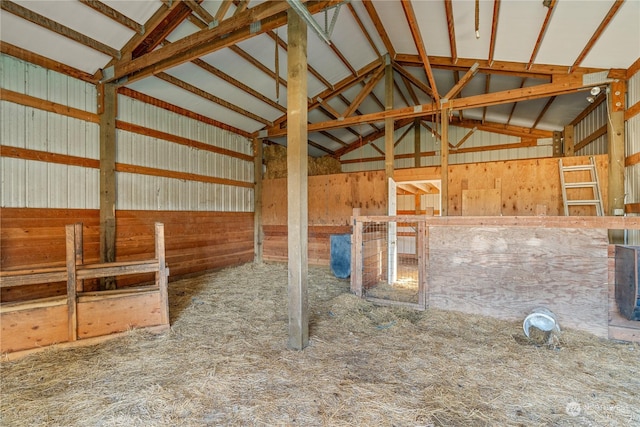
xmin=1 ymin=303 xmax=68 ymax=353
xmin=462 ymin=189 xmax=502 ymax=216
xmin=427 ymin=226 xmax=609 ymax=337
xmin=77 ymin=292 xmax=163 ymax=339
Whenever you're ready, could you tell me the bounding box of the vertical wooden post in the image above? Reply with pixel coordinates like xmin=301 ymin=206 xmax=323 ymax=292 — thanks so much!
xmin=384 ymin=55 xmax=394 ymax=182
xmin=65 ymin=224 xmax=78 ymax=341
xmin=608 ymin=80 xmax=626 ymax=243
xmin=414 ymin=118 xmax=421 ymax=167
xmin=253 ymin=137 xmax=264 ymax=264
xmin=440 ymin=108 xmax=449 ymax=216
xmin=287 ymin=9 xmax=308 ymax=351
xmin=99 ymin=82 xmax=117 ymax=290
xmin=563 ymin=125 xmax=575 ymax=157
xmin=154 ymin=222 xmax=169 ymax=325
xmin=350 ymin=208 xmax=363 ymax=297
xmin=74 ymin=223 xmax=84 ymax=292
xmin=552 ymin=131 xmax=563 ymax=157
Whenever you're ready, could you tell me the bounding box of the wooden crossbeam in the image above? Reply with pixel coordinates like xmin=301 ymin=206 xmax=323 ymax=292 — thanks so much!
xmin=79 ymin=0 xmax=144 ymax=34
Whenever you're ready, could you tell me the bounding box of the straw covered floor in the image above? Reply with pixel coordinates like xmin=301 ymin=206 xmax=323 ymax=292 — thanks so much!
xmin=2 ymin=262 xmax=639 ymax=426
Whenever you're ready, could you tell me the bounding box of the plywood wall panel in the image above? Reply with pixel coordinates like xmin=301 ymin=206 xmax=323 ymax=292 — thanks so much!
xmin=427 ymin=226 xmax=609 ymax=338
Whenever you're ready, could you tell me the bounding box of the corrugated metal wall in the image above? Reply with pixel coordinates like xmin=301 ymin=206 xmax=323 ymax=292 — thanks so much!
xmin=626 ymin=70 xmax=640 ymax=244
xmin=575 ymin=101 xmax=608 ymax=156
xmin=1 ymin=54 xmax=254 ymax=212
xmin=341 ymin=122 xmax=553 ymax=173
xmin=0 ymin=54 xmax=100 ymax=208
xmin=117 ymin=96 xmax=253 ymax=212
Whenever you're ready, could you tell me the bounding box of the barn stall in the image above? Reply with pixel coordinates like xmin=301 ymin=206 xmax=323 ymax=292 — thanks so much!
xmin=1 ymin=0 xmax=640 ymax=425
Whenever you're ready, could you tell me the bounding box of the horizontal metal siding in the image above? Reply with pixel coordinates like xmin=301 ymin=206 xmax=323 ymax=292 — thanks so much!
xmin=1 ymin=55 xmax=99 ymax=209
xmin=116 ymin=95 xmax=254 ymax=212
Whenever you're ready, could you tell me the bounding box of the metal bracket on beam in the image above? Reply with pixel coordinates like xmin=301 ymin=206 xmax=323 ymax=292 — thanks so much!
xmin=258 ymin=130 xmax=268 ymax=139
xmin=250 ymin=20 xmax=261 ymax=34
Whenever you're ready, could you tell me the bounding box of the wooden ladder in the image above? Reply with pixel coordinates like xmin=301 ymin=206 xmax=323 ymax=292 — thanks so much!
xmin=559 ymin=156 xmax=604 ymax=216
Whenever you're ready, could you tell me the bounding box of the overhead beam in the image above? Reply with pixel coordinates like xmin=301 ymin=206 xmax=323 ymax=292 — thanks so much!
xmin=395 ymin=55 xmax=619 ymax=80
xmin=443 ymin=63 xmax=479 ymax=101
xmin=104 ymin=1 xmax=342 ymax=85
xmin=263 ymin=76 xmax=587 ymax=138
xmin=343 ymin=66 xmax=385 ymax=118
xmin=531 ymin=96 xmax=556 ymax=129
xmin=185 ymin=0 xmax=215 ymax=25
xmin=400 ymin=0 xmax=440 ymax=103
xmin=487 ymin=0 xmax=501 ymax=66
xmin=527 ymin=0 xmax=556 ymax=69
xmin=132 ymin=0 xmax=192 ymax=58
xmin=570 ymin=0 xmax=624 ymax=72
xmin=444 ymin=0 xmax=458 ymax=63
xmin=393 ymin=62 xmax=434 ymax=99
xmin=79 ymin=0 xmax=144 ymax=34
xmin=361 ymin=1 xmax=395 ymax=57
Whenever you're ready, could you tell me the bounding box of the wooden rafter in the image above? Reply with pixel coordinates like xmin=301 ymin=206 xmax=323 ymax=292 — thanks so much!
xmin=453 ymin=71 xmax=465 ymax=120
xmin=392 ymin=62 xmax=434 ymax=99
xmin=531 ymin=96 xmax=556 ymax=129
xmin=104 ymin=1 xmax=343 ymax=85
xmin=215 ymin=0 xmax=234 ymax=22
xmin=506 ymin=78 xmax=527 ymax=125
xmin=347 ymin=3 xmax=382 ymax=58
xmin=400 ymin=74 xmax=420 ymax=105
xmin=361 ymin=1 xmax=395 ymax=58
xmin=343 ymin=67 xmax=385 ymax=118
xmin=400 ymin=0 xmax=440 ymax=103
xmin=262 ymin=77 xmax=584 ymax=138
xmin=448 ymin=117 xmax=551 ymax=139
xmin=396 ymin=55 xmax=614 ymax=80
xmin=230 ymin=45 xmax=289 ymax=91
xmin=334 ymin=118 xmax=415 ymax=158
xmin=233 ymin=0 xmax=250 ymax=17
xmin=394 ymin=124 xmax=414 ymax=148
xmin=78 ymin=0 xmax=144 ymax=34
xmin=452 ymin=127 xmax=477 ymax=150
xmin=527 ymin=0 xmax=556 ymax=69
xmin=488 ymin=0 xmax=501 ymax=66
xmin=444 ymin=0 xmax=457 ymax=63
xmin=185 ymin=0 xmax=215 ymax=25
xmin=482 ymin=75 xmax=491 ymax=123
xmin=570 ymin=0 xmax=624 ymax=73
xmin=156 ymin=72 xmax=271 ymax=126
xmin=0 ymin=42 xmax=95 ymax=83
xmin=1 ymin=0 xmax=120 ymax=59
xmin=132 ymin=1 xmax=193 ymax=58
xmin=423 ymin=122 xmax=454 ymax=148
xmin=443 ymin=63 xmax=479 ymax=101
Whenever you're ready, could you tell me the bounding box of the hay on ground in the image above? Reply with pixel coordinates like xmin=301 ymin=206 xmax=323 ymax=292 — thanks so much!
xmin=1 ymin=262 xmax=639 ymax=426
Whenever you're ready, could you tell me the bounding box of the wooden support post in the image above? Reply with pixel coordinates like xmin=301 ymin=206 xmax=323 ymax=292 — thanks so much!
xmin=385 ymin=55 xmax=394 ymax=182
xmin=608 ymin=80 xmax=626 ymax=243
xmin=65 ymin=224 xmax=78 ymax=341
xmin=563 ymin=125 xmax=575 ymax=157
xmin=154 ymin=222 xmax=169 ymax=325
xmin=440 ymin=109 xmax=449 ymax=216
xmin=350 ymin=208 xmax=363 ymax=297
xmin=286 ymin=9 xmax=308 ymax=351
xmin=414 ymin=118 xmax=421 ymax=167
xmin=74 ymin=223 xmax=84 ymax=292
xmin=99 ymin=82 xmax=117 ymax=290
xmin=552 ymin=131 xmax=563 ymax=157
xmin=253 ymin=137 xmax=264 ymax=264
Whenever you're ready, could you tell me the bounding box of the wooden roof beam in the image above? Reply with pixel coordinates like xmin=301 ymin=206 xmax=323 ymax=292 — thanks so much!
xmin=1 ymin=0 xmax=120 ymax=59
xmin=482 ymin=75 xmax=491 ymax=123
xmin=392 ymin=62 xmax=434 ymax=99
xmin=395 ymin=55 xmax=618 ymax=80
xmin=444 ymin=0 xmax=458 ymax=64
xmin=185 ymin=0 xmax=216 ymax=25
xmin=570 ymin=0 xmax=624 ymax=73
xmin=334 ymin=118 xmax=415 ymax=158
xmin=488 ymin=0 xmax=501 ymax=66
xmin=347 ymin=3 xmax=382 ymax=58
xmin=443 ymin=63 xmax=479 ymax=101
xmin=361 ymin=1 xmax=395 ymax=58
xmin=343 ymin=66 xmax=385 ymax=118
xmin=265 ymin=77 xmax=584 ymax=138
xmin=132 ymin=0 xmax=194 ymax=58
xmin=79 ymin=0 xmax=144 ymax=34
xmin=531 ymin=96 xmax=556 ymax=129
xmin=527 ymin=0 xmax=556 ymax=69
xmin=156 ymin=72 xmax=272 ymax=126
xmin=215 ymin=0 xmax=233 ymax=22
xmin=448 ymin=116 xmax=552 ymax=139
xmin=400 ymin=0 xmax=440 ymax=103
xmin=104 ymin=1 xmax=343 ymax=85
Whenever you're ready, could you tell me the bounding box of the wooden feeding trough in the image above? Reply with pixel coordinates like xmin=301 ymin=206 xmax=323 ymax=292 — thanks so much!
xmin=1 ymin=223 xmax=170 ymax=361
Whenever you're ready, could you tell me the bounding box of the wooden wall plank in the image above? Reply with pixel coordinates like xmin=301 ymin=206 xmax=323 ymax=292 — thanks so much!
xmin=427 ymin=226 xmax=609 ymax=337
xmin=1 ymin=303 xmax=68 ymax=353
